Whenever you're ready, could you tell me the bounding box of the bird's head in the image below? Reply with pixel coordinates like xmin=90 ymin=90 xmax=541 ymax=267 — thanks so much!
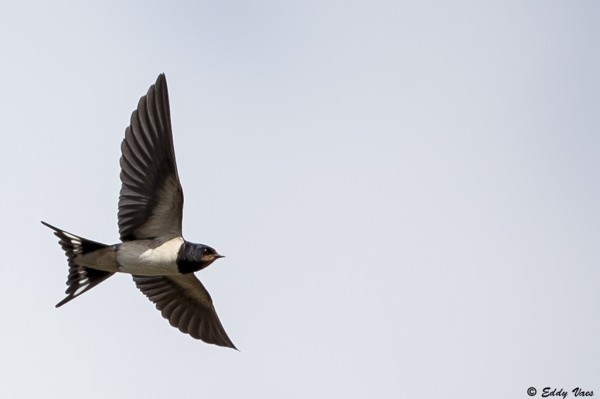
xmin=178 ymin=242 xmax=225 ymax=273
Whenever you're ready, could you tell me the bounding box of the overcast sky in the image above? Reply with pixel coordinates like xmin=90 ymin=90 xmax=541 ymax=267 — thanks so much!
xmin=1 ymin=1 xmax=599 ymax=398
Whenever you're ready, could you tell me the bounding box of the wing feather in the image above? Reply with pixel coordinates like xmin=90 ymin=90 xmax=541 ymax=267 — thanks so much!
xmin=133 ymin=274 xmax=236 ymax=349
xmin=118 ymin=74 xmax=184 ymax=241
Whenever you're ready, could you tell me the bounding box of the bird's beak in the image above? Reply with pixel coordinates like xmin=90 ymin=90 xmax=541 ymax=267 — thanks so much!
xmin=215 ymin=254 xmax=225 ymax=259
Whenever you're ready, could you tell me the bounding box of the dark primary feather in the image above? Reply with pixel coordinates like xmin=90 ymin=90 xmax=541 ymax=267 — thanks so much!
xmin=133 ymin=274 xmax=237 ymax=349
xmin=118 ymin=74 xmax=184 ymax=241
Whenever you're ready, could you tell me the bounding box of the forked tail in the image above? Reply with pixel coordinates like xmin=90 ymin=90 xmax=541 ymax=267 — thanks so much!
xmin=41 ymin=221 xmax=115 ymax=307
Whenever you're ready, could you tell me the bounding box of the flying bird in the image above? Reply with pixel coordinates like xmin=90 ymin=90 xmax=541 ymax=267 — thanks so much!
xmin=42 ymin=74 xmax=236 ymax=349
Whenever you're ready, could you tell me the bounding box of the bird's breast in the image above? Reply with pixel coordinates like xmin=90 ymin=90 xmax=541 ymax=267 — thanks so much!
xmin=116 ymin=237 xmax=184 ymax=275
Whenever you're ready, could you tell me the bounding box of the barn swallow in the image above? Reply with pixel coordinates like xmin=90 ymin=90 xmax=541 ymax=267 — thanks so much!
xmin=42 ymin=74 xmax=236 ymax=349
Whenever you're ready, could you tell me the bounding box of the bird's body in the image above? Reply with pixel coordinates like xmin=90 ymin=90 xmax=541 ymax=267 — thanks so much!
xmin=42 ymin=74 xmax=236 ymax=349
xmin=117 ymin=238 xmax=184 ymax=275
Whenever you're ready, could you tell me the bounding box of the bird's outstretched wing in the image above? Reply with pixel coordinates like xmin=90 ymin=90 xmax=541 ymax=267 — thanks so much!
xmin=133 ymin=274 xmax=237 ymax=349
xmin=118 ymin=74 xmax=184 ymax=241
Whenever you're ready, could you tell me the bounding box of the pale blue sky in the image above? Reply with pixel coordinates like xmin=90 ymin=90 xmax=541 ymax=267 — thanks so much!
xmin=1 ymin=1 xmax=599 ymax=398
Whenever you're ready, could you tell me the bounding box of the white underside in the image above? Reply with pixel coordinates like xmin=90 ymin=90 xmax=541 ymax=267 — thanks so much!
xmin=116 ymin=237 xmax=184 ymax=276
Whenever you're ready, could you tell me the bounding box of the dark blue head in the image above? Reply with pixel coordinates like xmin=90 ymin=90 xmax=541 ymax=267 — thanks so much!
xmin=177 ymin=241 xmax=224 ymax=274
